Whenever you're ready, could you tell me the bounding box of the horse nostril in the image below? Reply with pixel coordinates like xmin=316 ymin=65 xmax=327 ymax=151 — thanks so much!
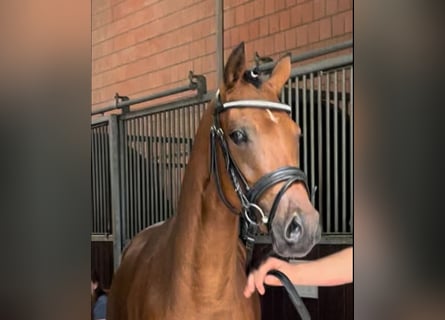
xmin=285 ymin=216 xmax=303 ymax=243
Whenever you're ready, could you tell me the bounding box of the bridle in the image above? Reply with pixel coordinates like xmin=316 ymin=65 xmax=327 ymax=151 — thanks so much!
xmin=209 ymin=90 xmax=313 ymax=320
xmin=209 ymin=90 xmax=311 ymax=266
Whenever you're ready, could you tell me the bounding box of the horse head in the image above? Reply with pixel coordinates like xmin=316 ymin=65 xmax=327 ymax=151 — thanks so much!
xmin=213 ymin=42 xmax=321 ymax=258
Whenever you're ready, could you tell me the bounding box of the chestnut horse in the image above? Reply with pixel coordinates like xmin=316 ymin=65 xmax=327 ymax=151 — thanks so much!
xmin=107 ymin=43 xmax=321 ymax=320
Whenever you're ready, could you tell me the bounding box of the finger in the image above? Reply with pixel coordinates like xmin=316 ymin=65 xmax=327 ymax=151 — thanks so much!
xmin=264 ymin=274 xmax=282 ymax=286
xmin=243 ymin=274 xmax=255 ymax=298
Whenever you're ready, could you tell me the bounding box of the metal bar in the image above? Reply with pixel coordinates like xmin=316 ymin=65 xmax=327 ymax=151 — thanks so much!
xmin=147 ymin=115 xmax=156 ymax=225
xmin=92 ymin=128 xmax=98 ymax=233
xmin=120 ymin=119 xmax=128 ymax=246
xmin=130 ymin=119 xmax=135 ymax=238
xmin=91 ymin=234 xmax=114 ymax=242
xmin=173 ymin=108 xmax=179 ymax=213
xmin=135 ymin=117 xmax=141 ymax=234
xmin=154 ymin=113 xmax=159 ymax=224
xmin=326 ymin=72 xmax=331 ymax=233
xmin=91 ymin=82 xmax=199 ymax=115
xmin=161 ymin=112 xmax=166 ymax=221
xmin=302 ymin=75 xmax=307 ymax=173
xmin=118 ymin=93 xmax=214 ymax=121
xmin=287 ymin=78 xmax=292 ymax=116
xmin=350 ymin=66 xmax=354 ymax=233
xmin=109 ymin=115 xmax=122 ymax=269
xmin=290 ymin=55 xmax=353 ymax=78
xmin=334 ymin=71 xmax=339 ymax=232
xmin=295 ymin=77 xmax=299 ymax=125
xmin=142 ymin=116 xmax=147 ymax=231
xmin=309 ymin=73 xmax=315 ymax=201
xmin=99 ymin=125 xmax=106 ymax=233
xmin=342 ymin=68 xmax=347 ymax=232
xmin=257 ymin=41 xmax=352 ymax=73
xmin=168 ymin=111 xmax=173 ymax=217
xmin=215 ymin=0 xmax=224 ymax=84
xmin=317 ymin=74 xmax=323 ymax=213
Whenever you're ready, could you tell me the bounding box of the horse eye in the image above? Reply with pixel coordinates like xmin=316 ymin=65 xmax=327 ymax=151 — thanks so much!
xmin=229 ymin=129 xmax=248 ymax=145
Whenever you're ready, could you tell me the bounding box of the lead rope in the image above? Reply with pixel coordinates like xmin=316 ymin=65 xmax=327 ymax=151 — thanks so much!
xmin=267 ymin=270 xmax=311 ymax=320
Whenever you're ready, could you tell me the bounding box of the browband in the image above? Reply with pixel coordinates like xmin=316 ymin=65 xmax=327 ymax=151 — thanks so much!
xmin=215 ymin=90 xmax=291 ymax=113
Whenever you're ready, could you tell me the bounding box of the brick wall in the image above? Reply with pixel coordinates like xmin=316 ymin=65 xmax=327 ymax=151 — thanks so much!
xmin=92 ymin=0 xmax=352 ymax=111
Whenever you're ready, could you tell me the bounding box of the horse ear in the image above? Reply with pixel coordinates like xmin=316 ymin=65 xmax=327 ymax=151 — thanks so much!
xmin=223 ymin=42 xmax=246 ymax=90
xmin=265 ymin=53 xmax=291 ymax=96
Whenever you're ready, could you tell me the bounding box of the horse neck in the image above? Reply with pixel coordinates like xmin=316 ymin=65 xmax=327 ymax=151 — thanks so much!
xmin=173 ymin=102 xmax=244 ymax=289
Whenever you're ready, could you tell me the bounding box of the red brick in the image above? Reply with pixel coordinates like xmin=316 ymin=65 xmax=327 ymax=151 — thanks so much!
xmin=265 ymin=0 xmax=275 ymax=15
xmin=92 ymin=39 xmax=114 ymax=60
xmin=296 ymin=24 xmax=308 ymax=47
xmin=279 ymin=10 xmax=291 ymax=31
xmin=344 ymin=10 xmax=352 ymax=33
xmin=224 ymin=29 xmax=232 ymax=47
xmin=290 ymin=5 xmax=303 ymax=27
xmin=259 ymin=17 xmax=269 ymax=35
xmin=93 ymin=8 xmax=112 ymax=30
xmin=248 ymin=20 xmax=260 ymax=39
xmin=205 ymin=36 xmax=216 ymax=55
xmin=332 ymin=13 xmax=345 ymax=36
xmin=319 ymin=17 xmax=332 ymax=40
xmin=326 ymin=0 xmax=338 ymax=15
xmin=239 ymin=25 xmax=249 ymax=43
xmin=286 ymin=0 xmax=297 ymax=8
xmin=269 ymin=15 xmax=280 ymax=34
xmin=338 ymin=0 xmax=352 ymax=11
xmin=225 ymin=8 xmax=236 ymax=27
xmin=235 ymin=5 xmax=246 ymax=25
xmin=244 ymin=2 xmax=254 ymax=20
xmin=313 ymin=0 xmax=326 ymax=20
xmin=276 ymin=0 xmax=286 ymax=11
xmin=92 ymin=0 xmax=112 ymax=14
xmin=253 ymin=0 xmax=265 ymax=18
xmin=274 ymin=32 xmax=286 ymax=53
xmin=308 ymin=21 xmax=320 ymax=43
xmin=301 ymin=2 xmax=313 ymax=23
xmin=285 ymin=29 xmax=297 ymax=49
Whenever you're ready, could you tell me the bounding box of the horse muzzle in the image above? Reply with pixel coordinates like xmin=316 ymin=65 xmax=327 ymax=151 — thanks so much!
xmin=270 ymin=205 xmax=321 ymax=258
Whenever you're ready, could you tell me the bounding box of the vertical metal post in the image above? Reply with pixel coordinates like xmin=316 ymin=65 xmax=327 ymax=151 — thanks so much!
xmin=109 ymin=115 xmax=122 ymax=270
xmin=350 ymin=66 xmax=354 ymax=233
xmin=216 ymin=0 xmax=224 ymax=85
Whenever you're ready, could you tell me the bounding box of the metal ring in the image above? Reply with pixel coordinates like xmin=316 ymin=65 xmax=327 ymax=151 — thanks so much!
xmin=244 ymin=203 xmax=269 ymax=225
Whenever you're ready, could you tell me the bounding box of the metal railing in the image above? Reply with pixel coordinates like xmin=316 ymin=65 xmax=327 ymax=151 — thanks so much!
xmin=91 ymin=43 xmax=353 ymax=268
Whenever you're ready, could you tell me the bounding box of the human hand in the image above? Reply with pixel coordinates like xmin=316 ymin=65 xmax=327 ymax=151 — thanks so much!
xmin=243 ymin=257 xmax=291 ymax=298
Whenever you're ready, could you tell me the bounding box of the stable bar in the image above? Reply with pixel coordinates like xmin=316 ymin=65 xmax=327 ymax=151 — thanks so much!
xmin=120 ymin=119 xmax=128 ymax=246
xmin=302 ymin=75 xmax=307 ymax=173
xmin=135 ymin=117 xmax=141 ymax=234
xmin=334 ymin=72 xmax=339 ymax=232
xmin=91 ymin=82 xmax=199 ymax=115
xmin=342 ymin=69 xmax=347 ymax=232
xmin=92 ymin=127 xmax=98 ymax=232
xmin=149 ymin=115 xmax=155 ymax=226
xmin=350 ymin=66 xmax=354 ymax=232
xmin=257 ymin=40 xmax=352 ymax=73
xmin=154 ymin=113 xmax=160 ymax=224
xmin=317 ymin=75 xmax=323 ymax=213
xmin=129 ymin=119 xmax=135 ymax=238
xmin=109 ymin=115 xmax=122 ymax=269
xmin=309 ymin=73 xmax=315 ymax=202
xmin=326 ymin=72 xmax=331 ymax=233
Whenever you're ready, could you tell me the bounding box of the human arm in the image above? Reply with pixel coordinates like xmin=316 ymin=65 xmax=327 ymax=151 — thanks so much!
xmin=243 ymin=247 xmax=353 ymax=298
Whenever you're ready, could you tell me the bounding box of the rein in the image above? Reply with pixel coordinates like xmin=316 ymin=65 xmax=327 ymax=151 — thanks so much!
xmin=209 ymin=90 xmax=312 ymax=320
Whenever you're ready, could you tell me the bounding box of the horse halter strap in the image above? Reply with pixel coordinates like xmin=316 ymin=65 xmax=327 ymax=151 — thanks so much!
xmin=209 ymin=90 xmax=310 ymax=231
